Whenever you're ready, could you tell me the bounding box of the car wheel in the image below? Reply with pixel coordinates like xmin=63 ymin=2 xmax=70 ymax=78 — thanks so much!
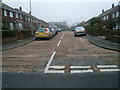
xmin=35 ymin=38 xmax=38 ymax=40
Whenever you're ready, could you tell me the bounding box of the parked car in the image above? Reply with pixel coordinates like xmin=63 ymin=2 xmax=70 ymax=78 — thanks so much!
xmin=49 ymin=28 xmax=56 ymax=37
xmin=57 ymin=28 xmax=62 ymax=32
xmin=35 ymin=28 xmax=53 ymax=40
xmin=74 ymin=26 xmax=86 ymax=36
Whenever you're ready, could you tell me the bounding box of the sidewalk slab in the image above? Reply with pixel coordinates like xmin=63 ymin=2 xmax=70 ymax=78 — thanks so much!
xmin=86 ymin=35 xmax=120 ymax=51
xmin=0 ymin=37 xmax=35 ymax=51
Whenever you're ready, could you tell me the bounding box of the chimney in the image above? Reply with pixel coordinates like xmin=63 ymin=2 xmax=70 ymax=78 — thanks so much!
xmin=112 ymin=4 xmax=114 ymax=8
xmin=19 ymin=7 xmax=22 ymax=10
xmin=102 ymin=9 xmax=104 ymax=13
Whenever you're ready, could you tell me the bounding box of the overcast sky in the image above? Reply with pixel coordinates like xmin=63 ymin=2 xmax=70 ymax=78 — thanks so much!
xmin=2 ymin=0 xmax=120 ymax=26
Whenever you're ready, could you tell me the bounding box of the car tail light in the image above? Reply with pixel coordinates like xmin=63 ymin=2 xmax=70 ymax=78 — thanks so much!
xmin=46 ymin=29 xmax=48 ymax=31
xmin=84 ymin=29 xmax=86 ymax=32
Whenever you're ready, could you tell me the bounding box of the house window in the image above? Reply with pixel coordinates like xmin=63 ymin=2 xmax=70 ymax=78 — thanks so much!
xmin=106 ymin=15 xmax=108 ymax=20
xmin=10 ymin=23 xmax=14 ymax=30
xmin=18 ymin=23 xmax=23 ymax=29
xmin=26 ymin=16 xmax=28 ymax=21
xmin=103 ymin=16 xmax=106 ymax=20
xmin=20 ymin=15 xmax=22 ymax=19
xmin=116 ymin=12 xmax=119 ymax=17
xmin=16 ymin=13 xmax=19 ymax=18
xmin=10 ymin=12 xmax=13 ymax=17
xmin=4 ymin=10 xmax=7 ymax=16
xmin=28 ymin=17 xmax=30 ymax=21
xmin=112 ymin=13 xmax=115 ymax=18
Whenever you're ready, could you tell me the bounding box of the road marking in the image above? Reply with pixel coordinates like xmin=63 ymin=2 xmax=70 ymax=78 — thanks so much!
xmin=80 ymin=37 xmax=83 ymax=41
xmin=97 ymin=65 xmax=118 ymax=68
xmin=44 ymin=51 xmax=56 ymax=73
xmin=71 ymin=69 xmax=93 ymax=73
xmin=57 ymin=40 xmax=61 ymax=47
xmin=100 ymin=69 xmax=120 ymax=72
xmin=45 ymin=70 xmax=64 ymax=73
xmin=61 ymin=36 xmax=63 ymax=39
xmin=70 ymin=66 xmax=91 ymax=69
xmin=49 ymin=66 xmax=65 ymax=69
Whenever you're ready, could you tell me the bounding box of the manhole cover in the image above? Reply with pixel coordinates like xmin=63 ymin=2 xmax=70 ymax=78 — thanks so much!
xmin=77 ymin=48 xmax=88 ymax=51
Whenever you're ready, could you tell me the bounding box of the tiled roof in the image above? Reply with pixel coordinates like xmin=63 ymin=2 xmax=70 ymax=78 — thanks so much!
xmin=98 ymin=5 xmax=120 ymax=18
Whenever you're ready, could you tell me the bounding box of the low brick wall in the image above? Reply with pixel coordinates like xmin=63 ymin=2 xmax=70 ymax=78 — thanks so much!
xmin=2 ymin=30 xmax=32 ymax=44
xmin=2 ymin=30 xmax=17 ymax=44
xmin=105 ymin=35 xmax=120 ymax=43
xmin=17 ymin=30 xmax=32 ymax=40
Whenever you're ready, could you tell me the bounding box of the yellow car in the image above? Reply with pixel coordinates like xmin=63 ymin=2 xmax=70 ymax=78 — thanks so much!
xmin=35 ymin=28 xmax=53 ymax=40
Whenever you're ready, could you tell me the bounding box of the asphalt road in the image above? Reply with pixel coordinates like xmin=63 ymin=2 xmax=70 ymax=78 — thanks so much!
xmin=2 ymin=72 xmax=119 ymax=88
xmin=2 ymin=31 xmax=119 ymax=89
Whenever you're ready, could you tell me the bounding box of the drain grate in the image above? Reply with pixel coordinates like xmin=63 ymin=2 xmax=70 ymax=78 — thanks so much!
xmin=77 ymin=48 xmax=88 ymax=51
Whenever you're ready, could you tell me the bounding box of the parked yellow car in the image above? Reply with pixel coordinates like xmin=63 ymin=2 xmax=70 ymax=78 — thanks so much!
xmin=35 ymin=28 xmax=53 ymax=40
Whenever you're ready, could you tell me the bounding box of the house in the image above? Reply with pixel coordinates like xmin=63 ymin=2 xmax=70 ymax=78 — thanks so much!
xmin=97 ymin=4 xmax=120 ymax=29
xmin=2 ymin=3 xmax=49 ymax=31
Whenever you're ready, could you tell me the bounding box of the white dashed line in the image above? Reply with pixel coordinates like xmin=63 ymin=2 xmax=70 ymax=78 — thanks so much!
xmin=49 ymin=66 xmax=65 ymax=69
xmin=70 ymin=66 xmax=91 ymax=69
xmin=97 ymin=65 xmax=118 ymax=68
xmin=100 ymin=69 xmax=120 ymax=72
xmin=61 ymin=36 xmax=63 ymax=39
xmin=45 ymin=70 xmax=65 ymax=73
xmin=57 ymin=40 xmax=61 ymax=47
xmin=80 ymin=37 xmax=83 ymax=41
xmin=44 ymin=51 xmax=56 ymax=73
xmin=71 ymin=69 xmax=93 ymax=73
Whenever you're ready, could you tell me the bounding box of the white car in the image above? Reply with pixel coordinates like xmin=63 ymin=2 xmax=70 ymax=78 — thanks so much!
xmin=74 ymin=26 xmax=86 ymax=36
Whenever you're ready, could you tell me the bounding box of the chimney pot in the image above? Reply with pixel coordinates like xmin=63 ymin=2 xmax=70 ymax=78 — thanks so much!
xmin=19 ymin=7 xmax=22 ymax=10
xmin=102 ymin=9 xmax=104 ymax=13
xmin=112 ymin=4 xmax=114 ymax=8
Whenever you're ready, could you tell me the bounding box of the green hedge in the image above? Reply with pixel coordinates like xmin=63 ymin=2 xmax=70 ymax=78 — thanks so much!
xmin=2 ymin=30 xmax=17 ymax=38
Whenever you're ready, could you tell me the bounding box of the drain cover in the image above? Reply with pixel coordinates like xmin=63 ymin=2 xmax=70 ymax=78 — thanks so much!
xmin=77 ymin=48 xmax=88 ymax=51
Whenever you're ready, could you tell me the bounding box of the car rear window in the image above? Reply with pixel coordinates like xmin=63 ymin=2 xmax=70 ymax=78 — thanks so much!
xmin=37 ymin=28 xmax=49 ymax=32
xmin=75 ymin=27 xmax=84 ymax=30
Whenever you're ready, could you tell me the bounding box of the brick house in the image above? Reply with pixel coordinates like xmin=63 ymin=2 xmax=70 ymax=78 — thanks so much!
xmin=2 ymin=3 xmax=49 ymax=31
xmin=97 ymin=4 xmax=120 ymax=29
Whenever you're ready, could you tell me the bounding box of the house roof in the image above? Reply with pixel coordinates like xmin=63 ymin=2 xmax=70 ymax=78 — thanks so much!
xmin=98 ymin=5 xmax=120 ymax=18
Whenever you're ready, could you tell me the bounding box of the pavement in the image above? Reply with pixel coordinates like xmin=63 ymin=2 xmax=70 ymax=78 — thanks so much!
xmin=0 ymin=37 xmax=35 ymax=51
xmin=86 ymin=35 xmax=120 ymax=51
xmin=0 ymin=34 xmax=120 ymax=51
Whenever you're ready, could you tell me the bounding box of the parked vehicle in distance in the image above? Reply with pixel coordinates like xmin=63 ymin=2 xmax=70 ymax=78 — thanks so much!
xmin=57 ymin=28 xmax=62 ymax=32
xmin=35 ymin=28 xmax=53 ymax=40
xmin=49 ymin=28 xmax=57 ymax=37
xmin=74 ymin=26 xmax=86 ymax=36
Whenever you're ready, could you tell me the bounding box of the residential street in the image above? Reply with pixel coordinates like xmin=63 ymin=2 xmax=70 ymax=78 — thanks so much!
xmin=2 ymin=31 xmax=119 ymax=88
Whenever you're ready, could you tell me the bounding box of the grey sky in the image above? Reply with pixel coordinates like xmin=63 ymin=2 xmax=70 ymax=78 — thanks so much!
xmin=3 ymin=0 xmax=120 ymax=26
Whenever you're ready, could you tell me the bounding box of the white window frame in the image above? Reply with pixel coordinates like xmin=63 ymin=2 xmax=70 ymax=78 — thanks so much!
xmin=4 ymin=10 xmax=7 ymax=16
xmin=10 ymin=12 xmax=13 ymax=17
xmin=112 ymin=13 xmax=115 ymax=18
xmin=10 ymin=23 xmax=14 ymax=30
xmin=20 ymin=14 xmax=22 ymax=19
xmin=106 ymin=15 xmax=108 ymax=20
xmin=116 ymin=12 xmax=119 ymax=17
xmin=16 ymin=13 xmax=19 ymax=18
